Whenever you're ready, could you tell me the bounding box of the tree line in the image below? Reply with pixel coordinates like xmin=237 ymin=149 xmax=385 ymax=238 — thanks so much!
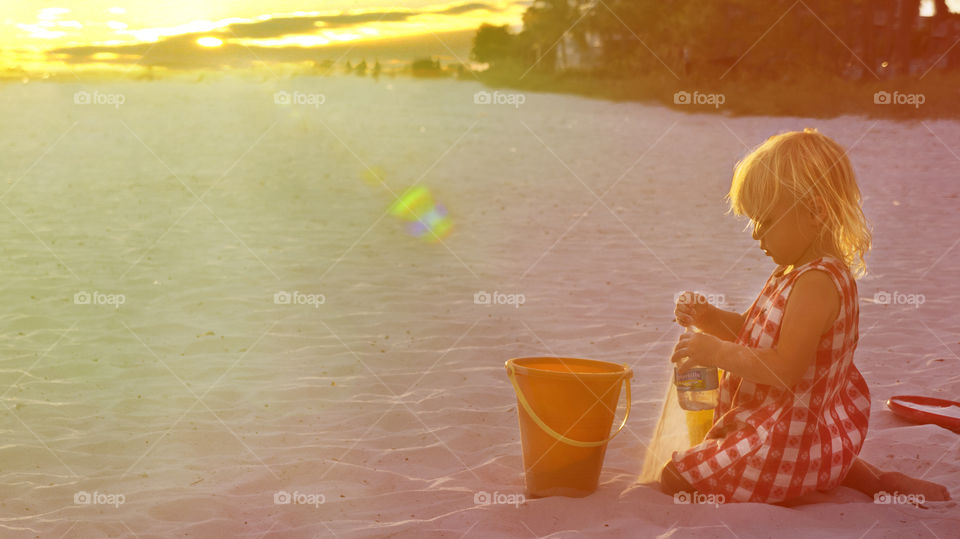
xmin=472 ymin=0 xmax=960 ymax=81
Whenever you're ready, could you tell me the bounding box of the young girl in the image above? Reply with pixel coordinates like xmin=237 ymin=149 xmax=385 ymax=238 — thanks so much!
xmin=661 ymin=128 xmax=951 ymax=504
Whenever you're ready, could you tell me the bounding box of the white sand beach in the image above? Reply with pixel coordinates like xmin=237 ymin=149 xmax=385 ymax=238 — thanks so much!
xmin=0 ymin=76 xmax=958 ymax=537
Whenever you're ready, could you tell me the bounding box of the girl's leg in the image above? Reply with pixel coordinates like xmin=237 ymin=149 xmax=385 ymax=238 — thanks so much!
xmin=842 ymin=457 xmax=951 ymax=501
xmin=660 ymin=460 xmax=696 ymax=496
xmin=840 ymin=457 xmax=883 ymax=497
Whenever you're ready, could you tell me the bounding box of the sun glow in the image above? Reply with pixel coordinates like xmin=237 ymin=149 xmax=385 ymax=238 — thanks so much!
xmin=0 ymin=2 xmax=529 ymax=76
xmin=196 ymin=36 xmax=223 ymax=48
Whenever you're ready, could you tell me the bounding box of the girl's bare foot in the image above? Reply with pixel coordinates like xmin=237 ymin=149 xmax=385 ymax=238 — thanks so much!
xmin=879 ymin=471 xmax=951 ymax=501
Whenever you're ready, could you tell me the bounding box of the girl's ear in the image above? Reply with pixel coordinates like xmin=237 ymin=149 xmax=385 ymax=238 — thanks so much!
xmin=811 ymin=196 xmax=828 ymax=222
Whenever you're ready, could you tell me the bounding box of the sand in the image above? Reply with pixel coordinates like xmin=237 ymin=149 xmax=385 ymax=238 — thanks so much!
xmin=0 ymin=76 xmax=957 ymax=538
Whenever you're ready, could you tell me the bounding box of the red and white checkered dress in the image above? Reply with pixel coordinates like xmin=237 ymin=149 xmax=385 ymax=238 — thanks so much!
xmin=672 ymin=256 xmax=871 ymax=503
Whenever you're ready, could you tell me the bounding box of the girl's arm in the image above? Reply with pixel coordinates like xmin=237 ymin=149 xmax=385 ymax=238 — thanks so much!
xmin=674 ymin=291 xmax=746 ymax=342
xmin=697 ymin=305 xmax=747 ymax=342
xmin=672 ymin=270 xmax=840 ymax=389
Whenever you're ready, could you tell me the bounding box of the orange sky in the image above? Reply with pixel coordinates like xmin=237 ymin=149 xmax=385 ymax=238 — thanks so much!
xmin=1 ymin=1 xmax=530 ymax=76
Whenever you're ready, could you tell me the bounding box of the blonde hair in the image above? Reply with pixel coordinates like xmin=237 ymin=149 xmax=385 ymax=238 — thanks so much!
xmin=727 ymin=128 xmax=872 ymax=278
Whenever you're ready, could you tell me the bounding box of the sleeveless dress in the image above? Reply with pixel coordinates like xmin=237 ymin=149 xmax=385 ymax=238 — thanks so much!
xmin=672 ymin=256 xmax=871 ymax=503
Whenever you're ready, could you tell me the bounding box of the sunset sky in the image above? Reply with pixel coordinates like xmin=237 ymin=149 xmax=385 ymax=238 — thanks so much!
xmin=2 ymin=1 xmax=530 ymax=76
xmin=4 ymin=0 xmax=956 ymax=78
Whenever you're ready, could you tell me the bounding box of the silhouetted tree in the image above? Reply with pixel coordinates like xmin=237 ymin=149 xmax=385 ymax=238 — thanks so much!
xmin=313 ymin=59 xmax=335 ymax=75
xmin=411 ymin=57 xmax=445 ymax=77
xmin=891 ymin=0 xmax=921 ymax=76
xmin=488 ymin=0 xmax=949 ymax=81
xmin=471 ymin=24 xmax=519 ymax=69
xmin=586 ymin=0 xmax=680 ymax=75
xmin=521 ymin=0 xmax=575 ymax=73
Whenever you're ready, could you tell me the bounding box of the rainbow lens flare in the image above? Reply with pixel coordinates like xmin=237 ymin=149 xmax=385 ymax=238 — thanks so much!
xmin=388 ymin=185 xmax=453 ymax=242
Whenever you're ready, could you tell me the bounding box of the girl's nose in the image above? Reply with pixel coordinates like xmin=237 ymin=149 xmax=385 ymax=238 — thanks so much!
xmin=752 ymin=225 xmax=760 ymax=241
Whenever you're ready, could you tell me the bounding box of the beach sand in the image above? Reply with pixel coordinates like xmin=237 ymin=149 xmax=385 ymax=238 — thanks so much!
xmin=0 ymin=76 xmax=957 ymax=537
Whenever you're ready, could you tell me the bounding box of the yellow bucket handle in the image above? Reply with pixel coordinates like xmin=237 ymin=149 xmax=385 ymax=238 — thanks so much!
xmin=507 ymin=362 xmax=632 ymax=448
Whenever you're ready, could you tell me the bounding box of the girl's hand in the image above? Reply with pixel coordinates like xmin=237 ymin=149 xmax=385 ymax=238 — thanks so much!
xmin=674 ymin=291 xmax=714 ymax=328
xmin=670 ymin=331 xmax=724 ymax=374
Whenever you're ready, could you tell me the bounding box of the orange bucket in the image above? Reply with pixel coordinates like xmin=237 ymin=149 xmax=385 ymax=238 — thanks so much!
xmin=506 ymin=357 xmax=632 ymax=498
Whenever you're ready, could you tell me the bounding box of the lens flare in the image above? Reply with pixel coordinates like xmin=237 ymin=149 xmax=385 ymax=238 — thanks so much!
xmin=388 ymin=185 xmax=453 ymax=242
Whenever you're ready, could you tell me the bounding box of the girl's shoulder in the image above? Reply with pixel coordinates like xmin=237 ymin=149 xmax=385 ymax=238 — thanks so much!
xmin=804 ymin=256 xmax=853 ymax=280
xmin=791 ymin=256 xmax=857 ymax=298
xmin=761 ymin=256 xmax=855 ymax=304
xmin=779 ymin=255 xmax=850 ymax=279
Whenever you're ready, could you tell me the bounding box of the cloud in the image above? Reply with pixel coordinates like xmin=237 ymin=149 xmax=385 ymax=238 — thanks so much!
xmin=219 ymin=2 xmax=503 ymax=38
xmin=435 ymin=3 xmax=501 ymax=16
xmin=48 ymin=29 xmax=478 ymax=70
xmin=220 ymin=11 xmax=413 ymax=39
xmin=48 ymin=1 xmax=506 ymax=67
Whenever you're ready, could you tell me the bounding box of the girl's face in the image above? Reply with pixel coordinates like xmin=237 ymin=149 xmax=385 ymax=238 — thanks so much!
xmin=751 ymin=196 xmax=822 ymax=266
